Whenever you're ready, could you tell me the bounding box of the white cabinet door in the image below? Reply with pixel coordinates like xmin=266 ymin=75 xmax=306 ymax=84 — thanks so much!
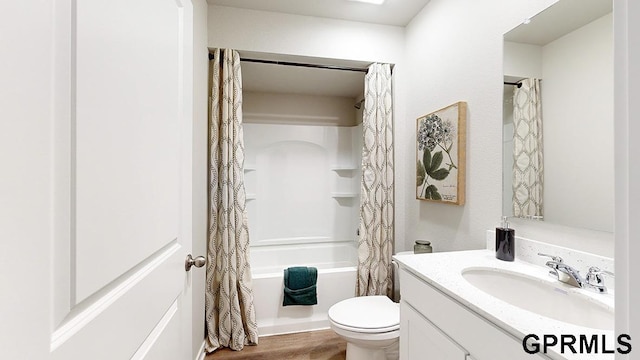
xmin=0 ymin=0 xmax=196 ymax=359
xmin=400 ymin=301 xmax=468 ymax=360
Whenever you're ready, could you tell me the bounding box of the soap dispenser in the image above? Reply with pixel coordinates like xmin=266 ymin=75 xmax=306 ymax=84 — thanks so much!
xmin=496 ymin=216 xmax=515 ymax=261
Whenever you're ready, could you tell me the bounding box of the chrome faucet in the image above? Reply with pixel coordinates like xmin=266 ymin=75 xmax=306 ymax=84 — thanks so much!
xmin=584 ymin=266 xmax=615 ymax=294
xmin=537 ymin=253 xmax=614 ymax=293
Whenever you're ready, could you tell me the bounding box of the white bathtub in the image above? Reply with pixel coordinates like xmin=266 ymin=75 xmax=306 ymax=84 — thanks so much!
xmin=250 ymin=242 xmax=357 ymax=336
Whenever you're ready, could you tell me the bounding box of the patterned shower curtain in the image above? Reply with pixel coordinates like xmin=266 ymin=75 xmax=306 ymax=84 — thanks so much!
xmin=205 ymin=48 xmax=259 ymax=352
xmin=356 ymin=63 xmax=395 ymax=298
xmin=512 ymin=78 xmax=544 ymax=218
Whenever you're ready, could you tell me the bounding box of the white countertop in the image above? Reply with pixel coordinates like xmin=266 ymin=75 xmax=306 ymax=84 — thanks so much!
xmin=393 ymin=249 xmax=615 ymax=360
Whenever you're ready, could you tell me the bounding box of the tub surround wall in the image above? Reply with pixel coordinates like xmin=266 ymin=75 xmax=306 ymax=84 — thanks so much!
xmin=251 ymin=243 xmax=357 ymax=275
xmin=243 ymin=122 xmax=361 ymax=249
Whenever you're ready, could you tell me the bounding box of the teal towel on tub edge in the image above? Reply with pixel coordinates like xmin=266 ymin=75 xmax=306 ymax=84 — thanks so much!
xmin=283 ymin=266 xmax=318 ymax=306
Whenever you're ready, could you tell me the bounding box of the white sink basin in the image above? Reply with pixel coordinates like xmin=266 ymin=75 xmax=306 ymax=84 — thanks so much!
xmin=462 ymin=267 xmax=613 ymax=330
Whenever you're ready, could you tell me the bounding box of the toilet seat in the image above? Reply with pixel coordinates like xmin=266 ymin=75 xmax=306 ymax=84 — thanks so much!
xmin=330 ymin=321 xmax=399 ymax=334
xmin=328 ymin=296 xmax=399 ymax=334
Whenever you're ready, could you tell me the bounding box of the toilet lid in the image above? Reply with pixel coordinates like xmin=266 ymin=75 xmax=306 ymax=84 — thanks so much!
xmin=328 ymin=296 xmax=399 ymax=332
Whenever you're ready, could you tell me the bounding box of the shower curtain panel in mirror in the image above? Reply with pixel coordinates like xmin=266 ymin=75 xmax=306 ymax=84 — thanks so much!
xmin=512 ymin=78 xmax=544 ymax=218
xmin=206 ymin=48 xmax=258 ymax=352
xmin=356 ymin=63 xmax=394 ymax=298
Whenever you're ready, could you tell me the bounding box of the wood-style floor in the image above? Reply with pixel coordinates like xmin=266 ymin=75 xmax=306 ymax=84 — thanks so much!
xmin=205 ymin=329 xmax=346 ymax=360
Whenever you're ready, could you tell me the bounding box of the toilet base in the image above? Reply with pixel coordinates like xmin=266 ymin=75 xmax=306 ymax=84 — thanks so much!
xmin=346 ymin=342 xmax=387 ymax=360
xmin=345 ymin=340 xmax=398 ymax=360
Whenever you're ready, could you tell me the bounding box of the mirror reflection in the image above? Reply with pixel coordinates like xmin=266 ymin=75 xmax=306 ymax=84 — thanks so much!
xmin=502 ymin=0 xmax=613 ymax=232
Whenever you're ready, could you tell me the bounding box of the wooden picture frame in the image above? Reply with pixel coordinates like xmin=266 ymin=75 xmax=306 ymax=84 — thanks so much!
xmin=416 ymin=101 xmax=466 ymax=205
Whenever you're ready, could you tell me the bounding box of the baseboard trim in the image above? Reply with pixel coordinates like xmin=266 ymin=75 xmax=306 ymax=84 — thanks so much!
xmin=195 ymin=340 xmax=206 ymax=360
xmin=259 ymin=319 xmax=330 ymax=337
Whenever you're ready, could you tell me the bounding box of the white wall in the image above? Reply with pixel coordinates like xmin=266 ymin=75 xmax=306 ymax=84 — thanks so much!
xmin=208 ymin=6 xmax=403 ymax=65
xmin=191 ymin=0 xmax=208 ymax=357
xmin=542 ymin=13 xmax=613 ymax=232
xmin=400 ymin=0 xmax=562 ymax=253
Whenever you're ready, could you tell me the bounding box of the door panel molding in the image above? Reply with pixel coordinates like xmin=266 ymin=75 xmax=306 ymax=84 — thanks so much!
xmin=52 ymin=0 xmax=74 ymax=328
xmin=51 ymin=240 xmax=180 ymax=350
xmin=51 ymin=243 xmax=182 ymax=360
xmin=131 ymin=300 xmax=180 ymax=360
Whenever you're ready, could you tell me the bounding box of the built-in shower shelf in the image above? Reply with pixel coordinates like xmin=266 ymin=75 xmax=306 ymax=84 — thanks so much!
xmin=244 ymin=165 xmax=256 ymax=171
xmin=330 ymin=165 xmax=358 ymax=171
xmin=331 ymin=192 xmax=359 ymax=198
xmin=246 ymin=193 xmax=257 ymax=200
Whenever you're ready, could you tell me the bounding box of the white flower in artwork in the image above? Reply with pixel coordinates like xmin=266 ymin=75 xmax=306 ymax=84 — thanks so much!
xmin=416 ymin=114 xmax=457 ymax=200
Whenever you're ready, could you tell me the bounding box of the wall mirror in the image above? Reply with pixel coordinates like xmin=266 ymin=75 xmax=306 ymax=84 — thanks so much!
xmin=502 ymin=0 xmax=613 ymax=232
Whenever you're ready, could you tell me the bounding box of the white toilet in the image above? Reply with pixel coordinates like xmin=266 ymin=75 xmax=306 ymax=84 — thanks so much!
xmin=328 ymin=295 xmax=400 ymax=360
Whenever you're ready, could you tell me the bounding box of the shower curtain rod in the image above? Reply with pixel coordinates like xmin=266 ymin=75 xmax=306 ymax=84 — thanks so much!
xmin=207 ymin=52 xmax=369 ymax=73
xmin=504 ymin=81 xmax=523 ymax=88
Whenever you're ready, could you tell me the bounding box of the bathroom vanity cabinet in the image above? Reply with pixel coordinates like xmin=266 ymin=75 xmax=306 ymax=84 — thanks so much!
xmin=399 ymin=268 xmax=548 ymax=360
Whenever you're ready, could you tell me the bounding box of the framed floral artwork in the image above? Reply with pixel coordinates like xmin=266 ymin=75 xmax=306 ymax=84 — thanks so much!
xmin=416 ymin=101 xmax=466 ymax=205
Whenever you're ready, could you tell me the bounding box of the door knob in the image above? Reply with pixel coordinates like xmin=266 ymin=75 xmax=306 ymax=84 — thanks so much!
xmin=185 ymin=254 xmax=206 ymax=271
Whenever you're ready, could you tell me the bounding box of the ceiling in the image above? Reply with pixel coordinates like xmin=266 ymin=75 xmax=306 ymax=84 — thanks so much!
xmin=504 ymin=0 xmax=612 ymax=46
xmin=206 ymin=0 xmax=431 ymax=27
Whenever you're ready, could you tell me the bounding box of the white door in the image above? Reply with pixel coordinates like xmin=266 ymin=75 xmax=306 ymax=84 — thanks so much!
xmin=1 ymin=0 xmax=197 ymax=359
